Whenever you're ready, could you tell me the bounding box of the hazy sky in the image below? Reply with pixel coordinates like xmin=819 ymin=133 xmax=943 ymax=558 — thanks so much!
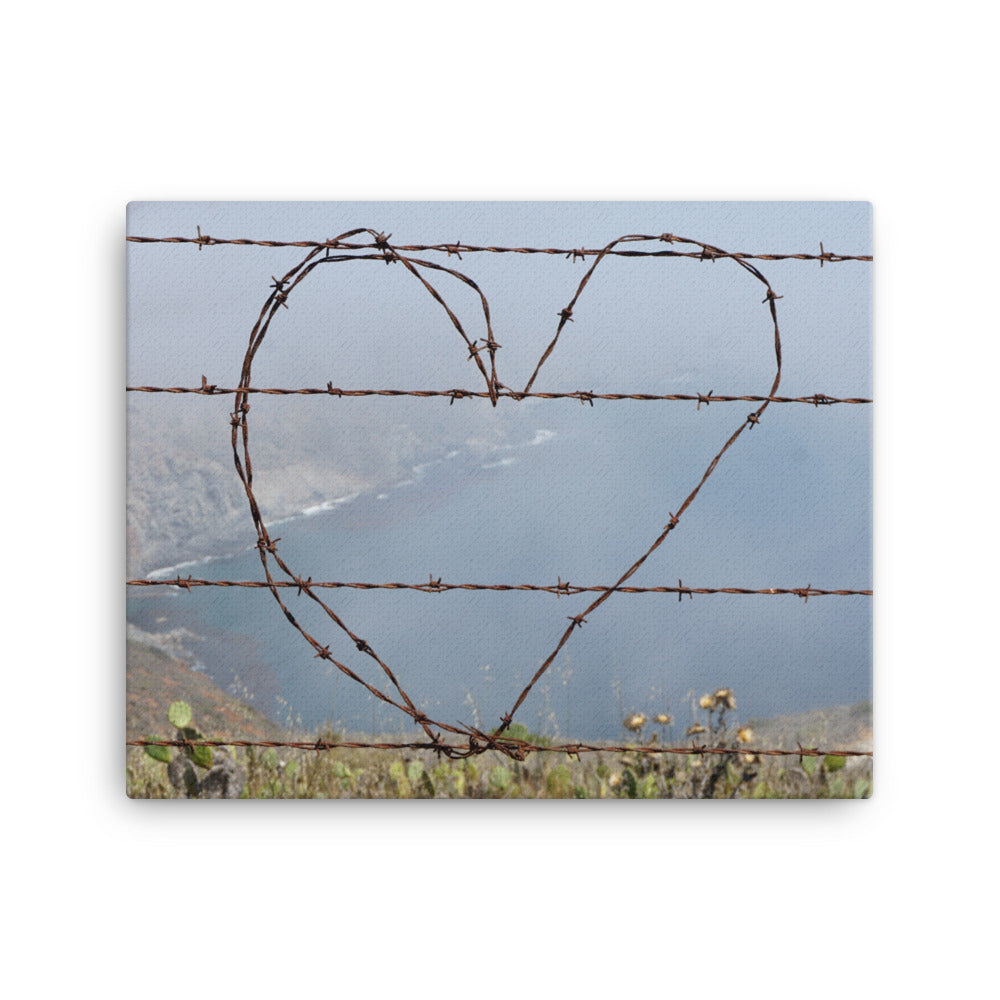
xmin=127 ymin=201 xmax=872 ymax=736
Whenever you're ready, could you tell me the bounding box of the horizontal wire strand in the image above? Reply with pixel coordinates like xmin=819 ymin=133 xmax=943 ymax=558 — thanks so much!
xmin=128 ymin=577 xmax=871 ymax=598
xmin=127 ymin=231 xmax=872 ymax=264
xmin=126 ymin=384 xmax=872 ymax=405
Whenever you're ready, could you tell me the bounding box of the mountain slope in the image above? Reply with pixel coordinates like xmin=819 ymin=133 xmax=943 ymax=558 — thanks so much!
xmin=126 ymin=628 xmax=287 ymax=743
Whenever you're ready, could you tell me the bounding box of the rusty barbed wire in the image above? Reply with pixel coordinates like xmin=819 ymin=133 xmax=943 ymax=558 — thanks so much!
xmin=126 ymin=229 xmax=872 ymax=264
xmin=128 ymin=225 xmax=873 ymax=761
xmin=126 ymin=383 xmax=872 ymax=406
xmin=127 ymin=577 xmax=871 ymax=599
xmin=126 ymin=736 xmax=871 ymax=762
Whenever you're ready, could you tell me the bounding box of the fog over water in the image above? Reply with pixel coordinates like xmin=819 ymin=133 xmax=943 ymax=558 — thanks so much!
xmin=127 ymin=201 xmax=872 ymax=739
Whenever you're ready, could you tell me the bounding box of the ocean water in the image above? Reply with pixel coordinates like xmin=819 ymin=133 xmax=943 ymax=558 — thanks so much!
xmin=127 ymin=401 xmax=873 ymax=740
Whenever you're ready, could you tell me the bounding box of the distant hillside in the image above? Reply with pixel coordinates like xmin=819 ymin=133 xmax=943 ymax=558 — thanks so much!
xmin=744 ymin=701 xmax=873 ymax=753
xmin=126 ymin=398 xmax=375 ymax=576
xmin=126 ymin=627 xmax=287 ymax=743
xmin=125 ymin=393 xmax=509 ymax=576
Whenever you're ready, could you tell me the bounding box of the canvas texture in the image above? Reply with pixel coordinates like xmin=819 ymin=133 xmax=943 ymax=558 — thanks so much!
xmin=126 ymin=201 xmax=873 ymax=799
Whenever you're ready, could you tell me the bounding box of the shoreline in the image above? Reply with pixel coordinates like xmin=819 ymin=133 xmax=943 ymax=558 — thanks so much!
xmin=141 ymin=488 xmax=367 ymax=581
xmin=134 ymin=429 xmax=553 ymax=580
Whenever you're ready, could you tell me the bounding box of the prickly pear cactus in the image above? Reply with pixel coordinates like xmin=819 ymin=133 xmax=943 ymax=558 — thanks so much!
xmin=146 ymin=701 xmax=246 ymax=798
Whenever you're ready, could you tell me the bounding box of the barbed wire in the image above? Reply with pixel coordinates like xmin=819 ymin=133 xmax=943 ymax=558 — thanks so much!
xmin=126 ymin=383 xmax=872 ymax=406
xmin=128 ymin=226 xmax=873 ymax=763
xmin=126 ymin=229 xmax=871 ymax=264
xmin=126 ymin=736 xmax=871 ymax=762
xmin=128 ymin=577 xmax=871 ymax=600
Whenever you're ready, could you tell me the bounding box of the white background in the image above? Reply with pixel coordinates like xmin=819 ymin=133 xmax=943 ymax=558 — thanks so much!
xmin=4 ymin=3 xmax=993 ymax=997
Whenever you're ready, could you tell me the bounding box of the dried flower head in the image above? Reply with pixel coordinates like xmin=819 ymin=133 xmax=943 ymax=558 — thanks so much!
xmin=737 ymin=727 xmax=754 ymax=744
xmin=623 ymin=713 xmax=647 ymax=733
xmin=713 ymin=688 xmax=736 ymax=710
xmin=698 ymin=694 xmax=714 ymax=710
xmin=654 ymin=713 xmax=673 ymax=725
xmin=686 ymin=723 xmax=707 ymax=736
xmin=741 ymin=753 xmax=755 ymax=764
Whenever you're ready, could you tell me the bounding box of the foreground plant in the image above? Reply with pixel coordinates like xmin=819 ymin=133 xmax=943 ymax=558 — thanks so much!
xmin=141 ymin=701 xmax=245 ymax=798
xmin=610 ymin=688 xmax=760 ymax=798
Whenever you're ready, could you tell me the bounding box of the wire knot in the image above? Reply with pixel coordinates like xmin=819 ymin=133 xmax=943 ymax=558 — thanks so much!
xmin=270 ymin=277 xmax=290 ymax=308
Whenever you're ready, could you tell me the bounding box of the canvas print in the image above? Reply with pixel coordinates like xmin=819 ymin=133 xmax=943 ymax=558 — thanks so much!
xmin=126 ymin=201 xmax=873 ymax=798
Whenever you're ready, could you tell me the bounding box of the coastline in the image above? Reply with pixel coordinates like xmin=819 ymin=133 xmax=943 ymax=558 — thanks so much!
xmin=131 ymin=426 xmax=558 ymax=580
xmin=141 ymin=488 xmax=366 ymax=581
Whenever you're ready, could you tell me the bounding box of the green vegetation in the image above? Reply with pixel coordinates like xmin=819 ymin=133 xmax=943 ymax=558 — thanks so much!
xmin=127 ymin=694 xmax=872 ymax=799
